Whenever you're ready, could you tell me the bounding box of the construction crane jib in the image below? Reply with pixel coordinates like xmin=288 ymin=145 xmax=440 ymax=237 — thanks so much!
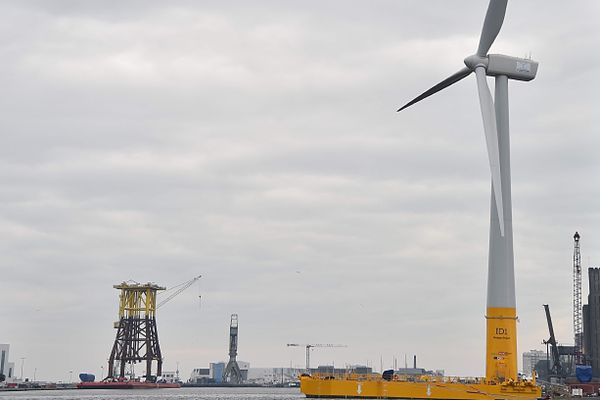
xmin=287 ymin=343 xmax=347 ymax=372
xmin=157 ymin=274 xmax=201 ymax=309
xmin=543 ymin=304 xmax=563 ymax=378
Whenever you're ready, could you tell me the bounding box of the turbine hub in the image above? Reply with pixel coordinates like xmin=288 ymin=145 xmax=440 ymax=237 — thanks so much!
xmin=464 ymin=54 xmax=488 ymax=70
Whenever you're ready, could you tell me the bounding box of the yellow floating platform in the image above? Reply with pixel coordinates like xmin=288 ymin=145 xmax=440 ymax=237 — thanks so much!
xmin=300 ymin=374 xmax=542 ymax=400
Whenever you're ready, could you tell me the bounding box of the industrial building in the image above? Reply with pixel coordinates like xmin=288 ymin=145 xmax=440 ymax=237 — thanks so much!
xmin=311 ymin=365 xmax=373 ymax=375
xmin=522 ymin=350 xmax=546 ymax=376
xmin=0 ymin=344 xmax=15 ymax=383
xmin=188 ymin=361 xmax=249 ymax=384
xmin=246 ymin=368 xmax=302 ymax=385
xmin=189 ymin=368 xmax=211 ymax=383
xmin=188 ymin=364 xmax=370 ymax=386
xmin=583 ymin=267 xmax=600 ymax=375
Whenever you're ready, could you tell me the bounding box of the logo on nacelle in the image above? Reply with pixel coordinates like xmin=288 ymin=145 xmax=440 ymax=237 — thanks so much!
xmin=516 ymin=61 xmax=531 ymax=73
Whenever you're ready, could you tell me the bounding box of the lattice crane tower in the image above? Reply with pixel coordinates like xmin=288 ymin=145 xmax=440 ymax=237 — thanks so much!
xmin=573 ymin=232 xmax=583 ymax=364
xmin=223 ymin=314 xmax=243 ymax=384
xmin=108 ymin=281 xmax=165 ymax=380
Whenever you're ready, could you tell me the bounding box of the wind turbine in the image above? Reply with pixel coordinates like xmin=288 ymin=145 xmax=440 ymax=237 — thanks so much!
xmin=398 ymin=0 xmax=538 ymax=383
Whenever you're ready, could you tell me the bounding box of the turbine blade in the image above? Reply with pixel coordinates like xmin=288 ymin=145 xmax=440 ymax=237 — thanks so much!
xmin=475 ymin=66 xmax=505 ymax=236
xmin=476 ymin=0 xmax=508 ymax=57
xmin=397 ymin=67 xmax=472 ymax=112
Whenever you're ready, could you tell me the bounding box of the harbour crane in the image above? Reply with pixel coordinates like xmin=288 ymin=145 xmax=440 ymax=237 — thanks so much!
xmin=157 ymin=274 xmax=201 ymax=309
xmin=287 ymin=343 xmax=347 ymax=372
xmin=223 ymin=314 xmax=243 ymax=384
xmin=543 ymin=304 xmax=563 ymax=378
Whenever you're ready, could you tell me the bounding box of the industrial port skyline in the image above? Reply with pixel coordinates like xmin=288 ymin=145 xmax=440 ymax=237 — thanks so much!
xmin=1 ymin=0 xmax=599 ymax=384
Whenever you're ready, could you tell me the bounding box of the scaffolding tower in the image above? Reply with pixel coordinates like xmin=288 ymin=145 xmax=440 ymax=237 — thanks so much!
xmin=108 ymin=281 xmax=165 ymax=380
xmin=223 ymin=314 xmax=243 ymax=384
xmin=573 ymin=232 xmax=583 ymax=364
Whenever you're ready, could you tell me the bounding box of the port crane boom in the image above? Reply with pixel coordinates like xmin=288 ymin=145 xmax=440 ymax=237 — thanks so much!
xmin=157 ymin=274 xmax=201 ymax=309
xmin=543 ymin=304 xmax=563 ymax=378
xmin=287 ymin=343 xmax=347 ymax=372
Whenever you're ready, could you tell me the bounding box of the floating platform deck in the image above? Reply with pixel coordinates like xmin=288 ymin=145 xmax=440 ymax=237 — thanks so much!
xmin=300 ymin=374 xmax=542 ymax=400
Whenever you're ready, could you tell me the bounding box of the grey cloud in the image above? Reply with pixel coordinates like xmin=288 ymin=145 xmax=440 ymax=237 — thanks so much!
xmin=0 ymin=0 xmax=598 ymax=380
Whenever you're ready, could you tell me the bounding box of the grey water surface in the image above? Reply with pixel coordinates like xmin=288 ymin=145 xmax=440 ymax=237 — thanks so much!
xmin=0 ymin=387 xmax=304 ymax=400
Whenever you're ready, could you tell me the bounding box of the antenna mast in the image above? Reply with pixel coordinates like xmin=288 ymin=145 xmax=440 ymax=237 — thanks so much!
xmin=573 ymin=232 xmax=583 ymax=364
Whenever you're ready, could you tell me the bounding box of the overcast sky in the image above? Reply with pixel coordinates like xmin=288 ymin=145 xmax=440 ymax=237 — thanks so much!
xmin=1 ymin=0 xmax=599 ymax=382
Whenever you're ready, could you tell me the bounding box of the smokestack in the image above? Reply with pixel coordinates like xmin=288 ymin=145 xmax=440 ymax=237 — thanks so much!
xmin=413 ymin=355 xmax=417 ymax=369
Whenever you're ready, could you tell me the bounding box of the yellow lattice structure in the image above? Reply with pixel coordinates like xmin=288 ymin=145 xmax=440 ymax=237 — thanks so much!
xmin=114 ymin=281 xmax=165 ymax=319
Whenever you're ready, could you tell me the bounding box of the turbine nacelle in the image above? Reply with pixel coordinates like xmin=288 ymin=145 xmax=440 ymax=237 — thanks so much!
xmin=465 ymin=54 xmax=538 ymax=81
xmin=487 ymin=54 xmax=538 ymax=81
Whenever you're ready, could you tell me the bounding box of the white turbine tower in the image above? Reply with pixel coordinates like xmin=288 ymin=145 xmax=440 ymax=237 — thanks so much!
xmin=398 ymin=0 xmax=538 ymax=383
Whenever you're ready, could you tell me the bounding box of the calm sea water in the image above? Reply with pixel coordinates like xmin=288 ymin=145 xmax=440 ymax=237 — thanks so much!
xmin=0 ymin=387 xmax=304 ymax=400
